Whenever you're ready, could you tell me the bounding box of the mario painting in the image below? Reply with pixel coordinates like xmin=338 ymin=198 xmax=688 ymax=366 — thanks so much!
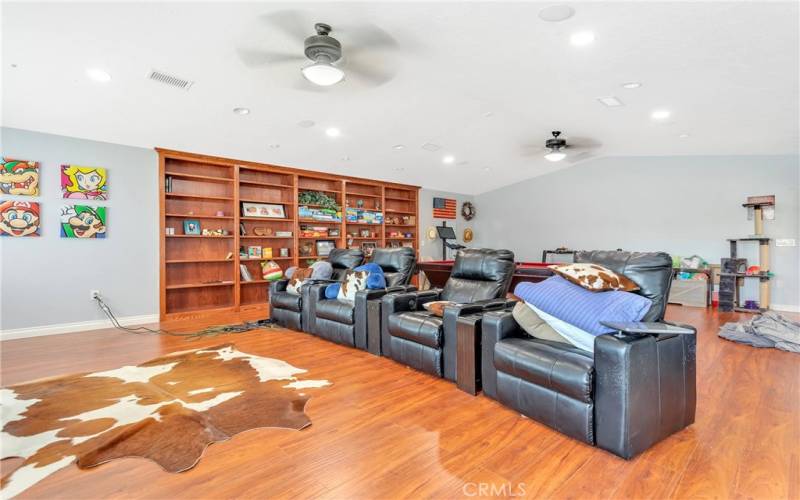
xmin=60 ymin=205 xmax=107 ymax=239
xmin=0 ymin=200 xmax=41 ymax=237
xmin=0 ymin=158 xmax=40 ymax=196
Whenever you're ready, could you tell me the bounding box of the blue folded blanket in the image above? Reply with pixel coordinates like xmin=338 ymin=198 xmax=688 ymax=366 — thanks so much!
xmin=514 ymin=275 xmax=652 ymax=335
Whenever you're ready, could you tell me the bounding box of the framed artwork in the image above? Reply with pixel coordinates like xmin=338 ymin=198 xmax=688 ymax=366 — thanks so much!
xmin=61 ymin=165 xmax=108 ymax=200
xmin=0 ymin=200 xmax=41 ymax=237
xmin=60 ymin=205 xmax=107 ymax=238
xmin=316 ymin=240 xmax=336 ymax=257
xmin=241 ymin=202 xmax=285 ymax=219
xmin=183 ymin=220 xmax=201 ymax=235
xmin=248 ymin=246 xmax=262 ymax=259
xmin=359 ymin=229 xmax=371 ymax=238
xmin=1 ymin=158 xmax=40 ymax=196
xmin=299 ymin=241 xmax=315 ymax=257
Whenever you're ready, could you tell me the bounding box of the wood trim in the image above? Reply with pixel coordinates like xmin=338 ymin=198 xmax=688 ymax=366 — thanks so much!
xmin=158 ymin=153 xmax=167 ymax=321
xmin=155 ymin=148 xmax=420 ymax=190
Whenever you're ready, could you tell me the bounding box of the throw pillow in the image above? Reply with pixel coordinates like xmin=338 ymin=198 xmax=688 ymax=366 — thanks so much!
xmin=309 ymin=261 xmax=333 ymax=280
xmin=354 ymin=263 xmax=387 ymax=289
xmin=261 ymin=261 xmax=283 ymax=282
xmin=337 ymin=270 xmax=369 ymax=302
xmin=514 ymin=276 xmax=652 ymax=335
xmin=325 ymin=283 xmax=341 ymax=300
xmin=511 ymin=302 xmax=570 ymax=345
xmin=286 ymin=267 xmax=313 ymax=295
xmin=548 ymin=263 xmax=640 ymax=292
xmin=422 ymin=301 xmax=459 ymax=317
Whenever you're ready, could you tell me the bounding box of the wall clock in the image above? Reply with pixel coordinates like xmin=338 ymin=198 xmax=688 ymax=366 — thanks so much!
xmin=427 ymin=226 xmax=437 ymax=240
xmin=461 ymin=201 xmax=476 ymax=220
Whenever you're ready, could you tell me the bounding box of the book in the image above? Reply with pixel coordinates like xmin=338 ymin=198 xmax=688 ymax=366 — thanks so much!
xmin=240 ymin=264 xmax=253 ymax=281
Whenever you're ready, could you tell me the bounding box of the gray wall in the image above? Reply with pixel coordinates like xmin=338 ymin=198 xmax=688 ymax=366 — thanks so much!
xmin=472 ymin=155 xmax=800 ymax=309
xmin=418 ymin=188 xmax=475 ymax=261
xmin=0 ymin=127 xmax=158 ymax=330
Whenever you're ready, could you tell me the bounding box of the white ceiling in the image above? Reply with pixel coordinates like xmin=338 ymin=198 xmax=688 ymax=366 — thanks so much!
xmin=2 ymin=1 xmax=798 ymax=195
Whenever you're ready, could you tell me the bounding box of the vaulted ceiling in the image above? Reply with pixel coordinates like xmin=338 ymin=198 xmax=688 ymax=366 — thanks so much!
xmin=3 ymin=2 xmax=798 ymax=194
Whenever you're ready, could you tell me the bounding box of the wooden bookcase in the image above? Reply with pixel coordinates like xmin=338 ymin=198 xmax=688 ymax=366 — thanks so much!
xmin=158 ymin=149 xmax=419 ymax=320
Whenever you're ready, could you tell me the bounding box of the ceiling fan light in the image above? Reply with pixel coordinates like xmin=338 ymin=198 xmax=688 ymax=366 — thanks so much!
xmin=544 ymin=151 xmax=567 ymax=162
xmin=301 ymin=61 xmax=344 ymax=86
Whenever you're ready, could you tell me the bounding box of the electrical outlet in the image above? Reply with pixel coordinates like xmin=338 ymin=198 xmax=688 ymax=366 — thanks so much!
xmin=90 ymin=290 xmax=101 ymax=300
xmin=776 ymin=238 xmax=797 ymax=247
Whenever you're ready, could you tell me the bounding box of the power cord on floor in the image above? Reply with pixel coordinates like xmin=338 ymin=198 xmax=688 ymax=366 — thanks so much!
xmin=93 ymin=295 xmax=277 ymax=339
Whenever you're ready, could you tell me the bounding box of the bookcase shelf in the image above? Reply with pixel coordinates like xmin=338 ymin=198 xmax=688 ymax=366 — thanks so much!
xmin=159 ymin=148 xmax=418 ymax=320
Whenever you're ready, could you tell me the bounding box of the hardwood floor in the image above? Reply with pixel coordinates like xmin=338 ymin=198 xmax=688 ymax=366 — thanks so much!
xmin=2 ymin=306 xmax=798 ymax=499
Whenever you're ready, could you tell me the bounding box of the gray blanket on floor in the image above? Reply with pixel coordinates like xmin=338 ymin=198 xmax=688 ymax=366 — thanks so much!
xmin=719 ymin=311 xmax=800 ymax=353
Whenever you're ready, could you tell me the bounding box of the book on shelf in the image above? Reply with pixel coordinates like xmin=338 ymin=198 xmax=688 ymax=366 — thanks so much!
xmin=240 ymin=264 xmax=253 ymax=282
xmin=165 ymin=176 xmax=173 ymax=193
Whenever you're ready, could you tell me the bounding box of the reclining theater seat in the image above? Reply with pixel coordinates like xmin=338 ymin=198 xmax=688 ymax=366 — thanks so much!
xmin=268 ymin=248 xmax=365 ymax=332
xmin=382 ymin=248 xmax=515 ymax=380
xmin=310 ymin=247 xmax=417 ymax=349
xmin=481 ymin=250 xmax=696 ymax=459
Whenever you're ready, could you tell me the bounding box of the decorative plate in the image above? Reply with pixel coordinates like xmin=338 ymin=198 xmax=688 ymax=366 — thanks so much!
xmin=427 ymin=226 xmax=437 ymax=240
xmin=463 ymin=228 xmax=473 ymax=242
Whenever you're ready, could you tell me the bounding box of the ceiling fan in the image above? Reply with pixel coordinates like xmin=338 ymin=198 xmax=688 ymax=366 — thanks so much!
xmin=523 ymin=131 xmax=602 ymax=163
xmin=237 ymin=10 xmax=399 ymax=90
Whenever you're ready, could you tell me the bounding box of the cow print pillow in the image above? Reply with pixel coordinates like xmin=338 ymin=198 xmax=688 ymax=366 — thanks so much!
xmin=337 ymin=270 xmax=369 ymax=302
xmin=548 ymin=263 xmax=640 ymax=292
xmin=286 ymin=267 xmax=314 ymax=295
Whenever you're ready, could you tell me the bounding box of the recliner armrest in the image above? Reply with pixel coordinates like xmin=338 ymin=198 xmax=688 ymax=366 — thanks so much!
xmin=480 ymin=310 xmax=527 ymax=398
xmin=381 ymin=289 xmax=441 ymax=356
xmin=594 ymin=329 xmax=696 ymax=459
xmin=352 ymin=285 xmax=417 ymax=350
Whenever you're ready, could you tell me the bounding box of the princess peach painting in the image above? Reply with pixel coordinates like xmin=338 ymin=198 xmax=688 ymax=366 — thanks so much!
xmin=61 ymin=165 xmax=108 ymax=200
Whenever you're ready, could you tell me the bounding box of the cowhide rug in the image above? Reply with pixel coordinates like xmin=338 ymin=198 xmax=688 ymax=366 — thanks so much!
xmin=0 ymin=344 xmax=330 ymax=498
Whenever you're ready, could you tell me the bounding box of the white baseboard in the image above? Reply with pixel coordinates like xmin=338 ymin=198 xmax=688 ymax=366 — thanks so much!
xmin=772 ymin=304 xmax=800 ymax=313
xmin=0 ymin=314 xmax=159 ymax=341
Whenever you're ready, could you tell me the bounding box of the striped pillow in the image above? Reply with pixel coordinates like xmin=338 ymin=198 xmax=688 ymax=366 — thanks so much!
xmin=514 ymin=275 xmax=652 ymax=335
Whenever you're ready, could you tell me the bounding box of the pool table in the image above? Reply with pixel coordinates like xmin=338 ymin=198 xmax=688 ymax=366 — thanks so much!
xmin=417 ymin=260 xmax=556 ymax=290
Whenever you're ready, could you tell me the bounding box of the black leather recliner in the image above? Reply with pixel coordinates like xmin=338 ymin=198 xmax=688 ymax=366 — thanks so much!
xmin=481 ymin=250 xmax=696 ymax=459
xmin=268 ymin=248 xmax=365 ymax=332
xmin=309 ymin=247 xmax=417 ymax=349
xmin=382 ymin=248 xmax=515 ymax=380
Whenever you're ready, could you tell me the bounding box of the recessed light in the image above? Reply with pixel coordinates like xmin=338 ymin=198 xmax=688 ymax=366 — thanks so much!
xmin=392 ymin=144 xmax=405 ymax=150
xmin=297 ymin=120 xmax=315 ymax=128
xmin=86 ymin=68 xmax=112 ymax=83
xmin=570 ymin=31 xmax=595 ymax=46
xmin=621 ymin=82 xmax=642 ymax=89
xmin=679 ymin=133 xmax=690 ymax=138
xmin=442 ymin=155 xmax=455 ymax=164
xmin=597 ymin=96 xmax=624 ymax=107
xmin=325 ymin=127 xmax=341 ymax=137
xmin=651 ymin=109 xmax=671 ymax=120
xmin=539 ymin=4 xmax=575 ymax=22
xmin=233 ymin=107 xmax=250 ymax=115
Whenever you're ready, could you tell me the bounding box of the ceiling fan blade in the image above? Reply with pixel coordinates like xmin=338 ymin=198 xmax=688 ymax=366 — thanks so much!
xmin=338 ymin=23 xmax=399 ymax=54
xmin=259 ymin=9 xmax=312 ymax=43
xmin=237 ymin=48 xmax=306 ymax=67
xmin=566 ymin=151 xmax=597 ymax=164
xmin=565 ymin=136 xmax=603 ymax=150
xmin=340 ymin=56 xmax=395 ymax=87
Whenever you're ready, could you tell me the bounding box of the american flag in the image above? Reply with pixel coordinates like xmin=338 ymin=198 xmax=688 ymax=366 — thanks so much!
xmin=433 ymin=197 xmax=457 ymax=219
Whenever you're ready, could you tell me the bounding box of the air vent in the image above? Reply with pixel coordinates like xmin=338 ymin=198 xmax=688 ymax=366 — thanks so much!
xmin=147 ymin=69 xmax=194 ymax=90
xmin=421 ymin=142 xmax=442 ymax=152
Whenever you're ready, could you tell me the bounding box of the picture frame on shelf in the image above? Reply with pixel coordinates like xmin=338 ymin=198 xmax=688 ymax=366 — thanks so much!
xmin=248 ymin=246 xmax=262 ymax=259
xmin=329 ymin=228 xmax=340 ymax=237
xmin=359 ymin=229 xmax=371 ymax=238
xmin=316 ymin=240 xmax=336 ymax=257
xmin=241 ymin=202 xmax=286 ymax=219
xmin=361 ymin=242 xmax=377 ymax=257
xmin=300 ymin=241 xmax=315 ymax=257
xmin=183 ymin=220 xmax=201 ymax=235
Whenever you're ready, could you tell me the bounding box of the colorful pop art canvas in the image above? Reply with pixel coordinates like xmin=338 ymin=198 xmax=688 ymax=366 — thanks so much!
xmin=60 ymin=205 xmax=107 ymax=238
xmin=1 ymin=158 xmax=40 ymax=196
xmin=61 ymin=165 xmax=108 ymax=200
xmin=0 ymin=200 xmax=41 ymax=237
